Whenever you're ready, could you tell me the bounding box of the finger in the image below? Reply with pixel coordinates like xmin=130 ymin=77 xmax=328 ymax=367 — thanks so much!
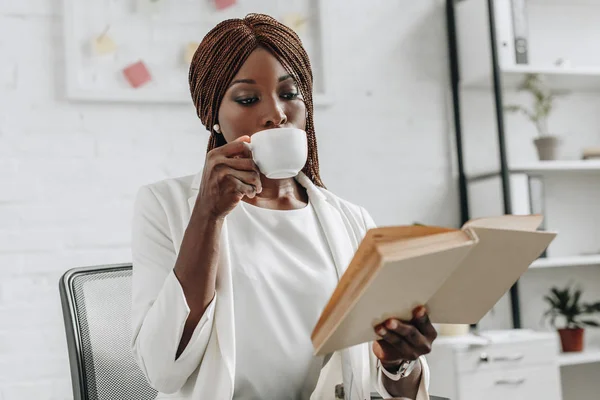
xmin=233 ymin=135 xmax=251 ymax=143
xmin=224 ymin=174 xmax=258 ymax=199
xmin=218 ymin=138 xmax=252 ymax=158
xmin=218 ymin=166 xmax=262 ymax=193
xmin=386 ymin=319 xmax=432 ymax=355
xmin=217 ymin=156 xmax=260 ymax=173
xmin=374 ymin=323 xmax=403 ymax=345
xmin=373 ymin=338 xmax=418 ymax=363
xmin=412 ymin=306 xmax=437 ymax=341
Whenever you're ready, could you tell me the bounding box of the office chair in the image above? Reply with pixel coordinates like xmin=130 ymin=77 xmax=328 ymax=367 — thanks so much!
xmin=59 ymin=263 xmax=157 ymax=400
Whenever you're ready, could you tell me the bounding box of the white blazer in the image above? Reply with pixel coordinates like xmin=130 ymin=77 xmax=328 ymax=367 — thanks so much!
xmin=131 ymin=170 xmax=430 ymax=400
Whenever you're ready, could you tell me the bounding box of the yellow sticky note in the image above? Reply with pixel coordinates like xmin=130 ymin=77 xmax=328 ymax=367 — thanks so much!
xmin=184 ymin=42 xmax=199 ymax=64
xmin=92 ymin=35 xmax=117 ymax=55
xmin=281 ymin=13 xmax=307 ymax=34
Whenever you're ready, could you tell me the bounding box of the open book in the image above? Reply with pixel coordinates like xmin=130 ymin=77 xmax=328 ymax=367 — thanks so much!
xmin=311 ymin=214 xmax=556 ymax=356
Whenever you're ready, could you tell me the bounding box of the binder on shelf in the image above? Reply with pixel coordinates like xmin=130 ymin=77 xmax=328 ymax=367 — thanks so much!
xmin=511 ymin=0 xmax=529 ymax=64
xmin=494 ymin=0 xmax=516 ymax=68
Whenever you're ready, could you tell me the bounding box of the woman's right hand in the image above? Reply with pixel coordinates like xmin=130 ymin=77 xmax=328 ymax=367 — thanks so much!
xmin=195 ymin=135 xmax=262 ymax=220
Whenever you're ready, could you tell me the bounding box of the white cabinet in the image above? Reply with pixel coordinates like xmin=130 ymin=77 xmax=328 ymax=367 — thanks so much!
xmin=427 ymin=330 xmax=562 ymax=400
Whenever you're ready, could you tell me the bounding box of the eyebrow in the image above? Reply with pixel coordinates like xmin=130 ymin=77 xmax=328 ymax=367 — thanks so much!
xmin=228 ymin=74 xmax=295 ymax=88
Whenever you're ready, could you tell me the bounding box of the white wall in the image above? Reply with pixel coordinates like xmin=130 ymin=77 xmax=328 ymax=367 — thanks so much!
xmin=0 ymin=0 xmax=457 ymax=398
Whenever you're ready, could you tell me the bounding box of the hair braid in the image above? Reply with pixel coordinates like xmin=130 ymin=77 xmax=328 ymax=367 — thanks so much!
xmin=188 ymin=13 xmax=324 ymax=187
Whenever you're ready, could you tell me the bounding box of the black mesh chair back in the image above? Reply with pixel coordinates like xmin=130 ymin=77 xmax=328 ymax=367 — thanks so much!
xmin=59 ymin=263 xmax=157 ymax=400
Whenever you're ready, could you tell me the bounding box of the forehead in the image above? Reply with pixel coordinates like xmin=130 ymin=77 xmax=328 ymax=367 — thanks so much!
xmin=232 ymin=47 xmax=290 ymax=81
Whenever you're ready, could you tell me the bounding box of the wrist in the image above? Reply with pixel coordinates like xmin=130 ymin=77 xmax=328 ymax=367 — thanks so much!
xmin=380 ymin=359 xmax=403 ymax=373
xmin=378 ymin=358 xmax=418 ymax=381
xmin=190 ymin=208 xmax=225 ymax=228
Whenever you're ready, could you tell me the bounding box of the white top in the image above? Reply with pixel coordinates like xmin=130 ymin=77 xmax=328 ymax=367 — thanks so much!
xmin=227 ymin=200 xmax=339 ymax=400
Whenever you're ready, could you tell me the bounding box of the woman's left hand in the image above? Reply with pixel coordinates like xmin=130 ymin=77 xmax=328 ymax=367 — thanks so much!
xmin=372 ymin=305 xmax=438 ymax=367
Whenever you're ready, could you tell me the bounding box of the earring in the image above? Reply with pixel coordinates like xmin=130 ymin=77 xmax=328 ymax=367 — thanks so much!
xmin=213 ymin=124 xmax=221 ymax=133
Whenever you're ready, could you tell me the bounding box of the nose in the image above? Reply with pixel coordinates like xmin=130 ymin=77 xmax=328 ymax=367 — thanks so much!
xmin=262 ymin=98 xmax=287 ymax=128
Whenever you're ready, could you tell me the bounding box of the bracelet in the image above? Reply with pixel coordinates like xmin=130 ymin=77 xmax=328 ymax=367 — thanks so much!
xmin=377 ymin=358 xmax=417 ymax=381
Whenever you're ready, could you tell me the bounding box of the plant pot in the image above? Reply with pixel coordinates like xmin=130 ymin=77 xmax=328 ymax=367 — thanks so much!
xmin=558 ymin=328 xmax=585 ymax=352
xmin=534 ymin=136 xmax=560 ymax=160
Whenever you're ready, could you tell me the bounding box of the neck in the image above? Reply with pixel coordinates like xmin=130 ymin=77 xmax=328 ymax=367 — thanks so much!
xmin=256 ymin=174 xmax=301 ymax=200
xmin=243 ymin=174 xmax=308 ymax=209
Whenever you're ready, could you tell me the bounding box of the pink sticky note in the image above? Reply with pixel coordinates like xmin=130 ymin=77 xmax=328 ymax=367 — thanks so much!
xmin=214 ymin=0 xmax=236 ymax=10
xmin=123 ymin=61 xmax=152 ymax=88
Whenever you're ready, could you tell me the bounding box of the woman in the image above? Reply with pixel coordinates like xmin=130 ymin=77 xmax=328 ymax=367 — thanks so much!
xmin=131 ymin=13 xmax=436 ymax=400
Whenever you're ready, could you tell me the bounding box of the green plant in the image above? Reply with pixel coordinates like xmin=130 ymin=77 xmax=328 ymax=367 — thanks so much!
xmin=543 ymin=284 xmax=600 ymax=329
xmin=504 ymin=73 xmax=557 ymax=138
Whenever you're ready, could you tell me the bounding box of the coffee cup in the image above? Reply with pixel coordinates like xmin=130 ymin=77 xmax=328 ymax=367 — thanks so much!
xmin=248 ymin=127 xmax=308 ymax=179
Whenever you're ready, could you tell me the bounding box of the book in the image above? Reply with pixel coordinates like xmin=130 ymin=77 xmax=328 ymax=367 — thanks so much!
xmin=582 ymin=147 xmax=600 ymax=160
xmin=311 ymin=214 xmax=556 ymax=356
xmin=510 ymin=0 xmax=529 ymax=64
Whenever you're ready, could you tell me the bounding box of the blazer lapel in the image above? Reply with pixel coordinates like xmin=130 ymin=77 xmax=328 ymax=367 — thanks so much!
xmin=188 ymin=172 xmax=236 ymax=398
xmin=296 ymin=173 xmax=355 ymax=279
xmin=296 ymin=173 xmax=370 ymax=400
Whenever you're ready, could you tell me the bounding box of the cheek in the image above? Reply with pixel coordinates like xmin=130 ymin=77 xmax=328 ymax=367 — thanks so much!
xmin=288 ymin=101 xmax=307 ymax=129
xmin=217 ymin=103 xmax=255 ymax=142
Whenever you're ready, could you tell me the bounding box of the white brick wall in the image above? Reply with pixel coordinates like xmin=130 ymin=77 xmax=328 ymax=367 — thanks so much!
xmin=0 ymin=0 xmax=457 ymax=398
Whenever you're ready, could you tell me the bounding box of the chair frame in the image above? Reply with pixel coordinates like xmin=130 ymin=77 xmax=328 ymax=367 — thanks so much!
xmin=59 ymin=263 xmax=133 ymax=400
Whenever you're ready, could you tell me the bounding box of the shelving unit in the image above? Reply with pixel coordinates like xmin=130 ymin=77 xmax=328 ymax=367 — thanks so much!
xmin=447 ymin=0 xmax=600 ymax=324
xmin=446 ymin=1 xmax=600 ymax=398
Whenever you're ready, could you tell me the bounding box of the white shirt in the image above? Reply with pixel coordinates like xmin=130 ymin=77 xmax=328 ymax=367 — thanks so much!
xmin=227 ymin=200 xmax=339 ymax=400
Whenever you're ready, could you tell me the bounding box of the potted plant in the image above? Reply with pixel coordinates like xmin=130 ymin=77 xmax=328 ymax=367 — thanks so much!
xmin=543 ymin=284 xmax=600 ymax=352
xmin=504 ymin=73 xmax=563 ymax=161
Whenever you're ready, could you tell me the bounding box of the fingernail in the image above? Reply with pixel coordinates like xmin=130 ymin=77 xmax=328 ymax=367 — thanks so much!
xmin=377 ymin=327 xmax=387 ymax=336
xmin=386 ymin=320 xmax=398 ymax=330
xmin=415 ymin=307 xmax=426 ymax=319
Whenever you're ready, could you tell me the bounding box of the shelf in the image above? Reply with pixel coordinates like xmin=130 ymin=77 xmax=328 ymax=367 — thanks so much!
xmin=511 ymin=160 xmax=600 ymax=176
xmin=466 ymin=161 xmax=600 ymax=181
xmin=558 ymin=348 xmax=600 ymax=366
xmin=530 ymin=254 xmax=600 ymax=269
xmin=502 ymin=65 xmax=600 ymax=92
xmin=463 ymin=65 xmax=600 ymax=92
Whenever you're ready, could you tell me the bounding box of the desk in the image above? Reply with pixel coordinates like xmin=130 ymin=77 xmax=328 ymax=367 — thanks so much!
xmin=426 ymin=330 xmax=562 ymax=400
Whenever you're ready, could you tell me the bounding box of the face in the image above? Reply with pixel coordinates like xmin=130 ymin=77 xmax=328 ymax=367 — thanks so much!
xmin=217 ymin=47 xmax=307 ymax=142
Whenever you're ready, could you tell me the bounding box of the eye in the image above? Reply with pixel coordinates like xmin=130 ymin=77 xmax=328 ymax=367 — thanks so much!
xmin=235 ymin=97 xmax=258 ymax=106
xmin=281 ymin=91 xmax=300 ymax=100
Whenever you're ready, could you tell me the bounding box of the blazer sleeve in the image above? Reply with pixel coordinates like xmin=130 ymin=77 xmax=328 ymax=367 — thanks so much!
xmin=360 ymin=207 xmax=431 ymax=399
xmin=131 ymin=185 xmax=216 ymax=394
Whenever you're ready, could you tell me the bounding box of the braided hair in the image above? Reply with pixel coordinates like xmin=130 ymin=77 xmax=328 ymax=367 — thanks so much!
xmin=188 ymin=13 xmax=324 ymax=187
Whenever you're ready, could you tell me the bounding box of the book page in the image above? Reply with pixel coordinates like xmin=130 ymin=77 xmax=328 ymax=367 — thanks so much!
xmin=462 ymin=214 xmax=543 ymax=231
xmin=427 ymin=226 xmax=556 ymax=324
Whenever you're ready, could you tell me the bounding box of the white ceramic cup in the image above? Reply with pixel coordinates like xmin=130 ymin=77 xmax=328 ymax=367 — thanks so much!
xmin=248 ymin=127 xmax=308 ymax=179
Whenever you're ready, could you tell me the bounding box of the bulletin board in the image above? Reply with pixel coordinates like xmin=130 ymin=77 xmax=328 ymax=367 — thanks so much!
xmin=61 ymin=0 xmax=332 ymax=105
